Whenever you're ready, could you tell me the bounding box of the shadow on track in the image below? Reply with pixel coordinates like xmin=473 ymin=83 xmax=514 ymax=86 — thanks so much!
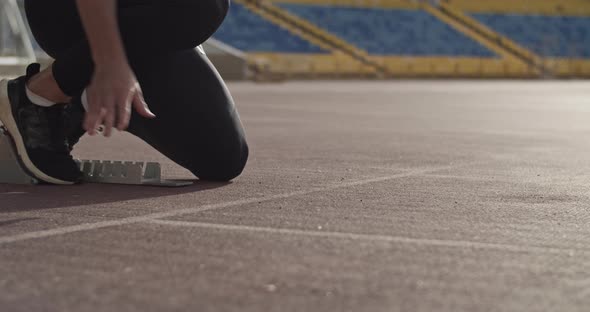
xmin=0 ymin=218 xmax=39 ymax=227
xmin=0 ymin=181 xmax=228 ymax=212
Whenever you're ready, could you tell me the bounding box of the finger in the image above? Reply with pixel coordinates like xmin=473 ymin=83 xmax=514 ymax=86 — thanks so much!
xmin=83 ymin=93 xmax=102 ymax=135
xmin=103 ymin=107 xmax=116 ymax=137
xmin=86 ymin=107 xmax=106 ymax=137
xmin=132 ymin=87 xmax=156 ymax=118
xmin=102 ymin=96 xmax=117 ymax=137
xmin=93 ymin=107 xmax=108 ymax=136
xmin=117 ymin=92 xmax=132 ymax=131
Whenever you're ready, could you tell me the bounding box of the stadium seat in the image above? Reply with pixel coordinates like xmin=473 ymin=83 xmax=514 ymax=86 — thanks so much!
xmin=213 ymin=3 xmax=326 ymax=53
xmin=473 ymin=14 xmax=590 ymax=58
xmin=278 ymin=3 xmax=496 ymax=57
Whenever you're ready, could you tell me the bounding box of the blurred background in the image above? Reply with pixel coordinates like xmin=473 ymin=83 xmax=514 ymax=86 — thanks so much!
xmin=1 ymin=0 xmax=590 ymax=80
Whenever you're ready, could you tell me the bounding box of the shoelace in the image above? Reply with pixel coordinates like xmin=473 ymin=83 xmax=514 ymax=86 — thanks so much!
xmin=61 ymin=103 xmax=86 ymax=151
xmin=45 ymin=105 xmax=72 ymax=156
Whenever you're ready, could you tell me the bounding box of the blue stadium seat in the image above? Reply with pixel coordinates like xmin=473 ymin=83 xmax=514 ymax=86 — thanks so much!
xmin=473 ymin=14 xmax=590 ymax=58
xmin=213 ymin=3 xmax=326 ymax=53
xmin=278 ymin=3 xmax=496 ymax=57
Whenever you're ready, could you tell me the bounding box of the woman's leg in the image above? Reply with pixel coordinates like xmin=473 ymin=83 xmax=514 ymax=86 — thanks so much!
xmin=25 ymin=0 xmax=248 ymax=181
xmin=128 ymin=49 xmax=249 ymax=181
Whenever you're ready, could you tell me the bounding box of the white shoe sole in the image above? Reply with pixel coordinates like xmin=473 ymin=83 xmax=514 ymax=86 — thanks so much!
xmin=0 ymin=79 xmax=74 ymax=185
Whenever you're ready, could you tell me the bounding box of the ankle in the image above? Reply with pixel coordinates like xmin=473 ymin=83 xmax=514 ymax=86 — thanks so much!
xmin=26 ymin=66 xmax=71 ymax=103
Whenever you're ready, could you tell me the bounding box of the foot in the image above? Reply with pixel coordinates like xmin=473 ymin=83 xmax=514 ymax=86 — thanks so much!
xmin=0 ymin=64 xmax=82 ymax=184
xmin=62 ymin=97 xmax=86 ymax=152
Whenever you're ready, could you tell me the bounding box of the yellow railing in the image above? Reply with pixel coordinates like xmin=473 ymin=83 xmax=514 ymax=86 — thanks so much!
xmin=248 ymin=53 xmax=377 ymax=79
xmin=269 ymin=0 xmax=420 ymax=9
xmin=248 ymin=53 xmax=590 ymax=79
xmin=443 ymin=0 xmax=590 ymax=15
xmin=247 ymin=53 xmax=553 ymax=79
xmin=373 ymin=56 xmax=536 ymax=78
xmin=541 ymin=59 xmax=590 ymax=77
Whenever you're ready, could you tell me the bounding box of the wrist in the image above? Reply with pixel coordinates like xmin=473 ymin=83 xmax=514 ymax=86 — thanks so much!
xmin=92 ymin=50 xmax=128 ymax=67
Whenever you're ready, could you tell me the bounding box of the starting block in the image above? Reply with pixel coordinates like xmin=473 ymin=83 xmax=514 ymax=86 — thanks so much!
xmin=0 ymin=127 xmax=193 ymax=187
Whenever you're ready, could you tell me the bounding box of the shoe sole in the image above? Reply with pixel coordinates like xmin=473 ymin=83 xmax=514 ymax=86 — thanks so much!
xmin=0 ymin=79 xmax=75 ymax=185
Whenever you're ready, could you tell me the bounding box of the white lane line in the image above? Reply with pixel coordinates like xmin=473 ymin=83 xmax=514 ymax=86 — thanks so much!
xmin=0 ymin=192 xmax=27 ymax=195
xmin=148 ymin=219 xmax=581 ymax=256
xmin=0 ymin=165 xmax=462 ymax=245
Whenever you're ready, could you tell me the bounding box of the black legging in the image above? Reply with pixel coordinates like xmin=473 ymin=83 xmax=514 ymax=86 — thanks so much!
xmin=24 ymin=0 xmax=249 ymax=181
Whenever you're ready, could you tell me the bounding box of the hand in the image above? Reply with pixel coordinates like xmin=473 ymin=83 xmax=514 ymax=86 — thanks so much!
xmin=83 ymin=61 xmax=156 ymax=137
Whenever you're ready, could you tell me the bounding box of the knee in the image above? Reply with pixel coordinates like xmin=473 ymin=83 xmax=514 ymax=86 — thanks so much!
xmin=192 ymin=141 xmax=249 ymax=182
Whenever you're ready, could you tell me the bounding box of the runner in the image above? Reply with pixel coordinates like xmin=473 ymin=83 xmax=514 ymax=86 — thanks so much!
xmin=0 ymin=0 xmax=249 ymax=184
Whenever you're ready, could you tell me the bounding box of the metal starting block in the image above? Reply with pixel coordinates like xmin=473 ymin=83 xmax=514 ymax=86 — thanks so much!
xmin=0 ymin=127 xmax=192 ymax=187
xmin=76 ymin=159 xmax=193 ymax=187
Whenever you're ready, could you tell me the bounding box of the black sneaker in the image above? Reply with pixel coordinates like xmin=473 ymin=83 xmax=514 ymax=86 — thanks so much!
xmin=62 ymin=97 xmax=86 ymax=152
xmin=0 ymin=63 xmax=82 ymax=184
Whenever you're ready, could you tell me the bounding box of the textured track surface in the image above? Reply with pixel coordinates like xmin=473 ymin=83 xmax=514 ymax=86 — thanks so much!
xmin=1 ymin=81 xmax=590 ymax=312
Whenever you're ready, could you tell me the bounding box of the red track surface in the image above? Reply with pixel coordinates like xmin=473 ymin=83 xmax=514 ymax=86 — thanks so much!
xmin=1 ymin=81 xmax=590 ymax=311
